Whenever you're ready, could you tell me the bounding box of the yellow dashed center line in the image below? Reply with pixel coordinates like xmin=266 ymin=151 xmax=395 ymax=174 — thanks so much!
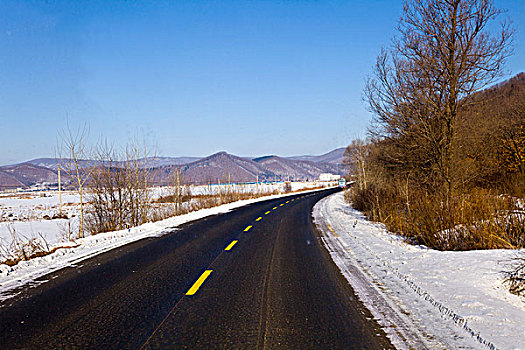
xmin=184 ymin=193 xmax=320 ymax=298
xmin=225 ymin=240 xmax=238 ymax=251
xmin=186 ymin=270 xmax=213 ymax=295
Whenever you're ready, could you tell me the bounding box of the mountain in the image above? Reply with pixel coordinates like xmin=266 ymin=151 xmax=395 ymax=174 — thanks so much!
xmin=0 ymin=163 xmax=58 ymax=190
xmin=142 ymin=156 xmax=202 ymax=168
xmin=25 ymin=158 xmax=62 ymax=170
xmin=158 ymin=152 xmax=272 ymax=184
xmin=0 ymin=149 xmax=346 ymax=189
xmin=25 ymin=158 xmax=94 ymax=171
xmin=253 ymin=155 xmax=341 ymax=181
xmin=286 ymin=148 xmax=345 ymax=165
xmin=0 ymin=171 xmax=26 ymax=190
xmin=24 ymin=157 xmax=200 ymax=170
xmin=155 ymin=152 xmax=344 ymax=185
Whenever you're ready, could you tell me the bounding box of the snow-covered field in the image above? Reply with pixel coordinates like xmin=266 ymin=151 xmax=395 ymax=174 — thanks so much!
xmin=313 ymin=192 xmax=525 ymax=350
xmin=0 ymin=181 xmax=321 ymax=250
xmin=0 ymin=182 xmax=331 ymax=302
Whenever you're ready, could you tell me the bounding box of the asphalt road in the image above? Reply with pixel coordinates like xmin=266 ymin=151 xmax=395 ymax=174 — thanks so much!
xmin=0 ymin=188 xmax=393 ymax=349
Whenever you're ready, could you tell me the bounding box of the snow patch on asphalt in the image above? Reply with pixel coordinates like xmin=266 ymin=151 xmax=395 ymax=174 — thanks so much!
xmin=313 ymin=192 xmax=525 ymax=350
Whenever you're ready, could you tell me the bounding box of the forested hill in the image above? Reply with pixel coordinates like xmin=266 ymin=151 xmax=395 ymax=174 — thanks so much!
xmin=456 ymin=72 xmax=524 ymax=188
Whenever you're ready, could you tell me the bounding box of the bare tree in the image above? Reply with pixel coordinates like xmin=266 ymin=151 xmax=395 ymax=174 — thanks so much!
xmin=86 ymin=139 xmax=128 ymax=233
xmin=365 ymin=0 xmax=513 ymax=194
xmin=57 ymin=122 xmax=93 ymax=238
xmin=125 ymin=137 xmax=155 ymax=226
xmin=173 ymin=167 xmax=190 ymax=215
xmin=344 ymin=138 xmax=372 ymax=191
xmin=85 ymin=136 xmax=158 ymax=234
xmin=163 ymin=166 xmax=187 ymax=216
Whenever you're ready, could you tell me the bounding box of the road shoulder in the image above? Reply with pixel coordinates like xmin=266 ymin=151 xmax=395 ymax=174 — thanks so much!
xmin=313 ymin=192 xmax=525 ymax=350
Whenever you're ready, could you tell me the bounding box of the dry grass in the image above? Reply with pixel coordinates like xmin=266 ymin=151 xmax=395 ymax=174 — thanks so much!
xmin=349 ymin=184 xmax=524 ymax=251
xmin=1 ymin=245 xmax=79 ymax=267
xmin=151 ymin=186 xmax=282 ymax=222
xmin=152 ymin=184 xmax=325 ymax=223
xmin=0 ymin=224 xmax=79 ymax=266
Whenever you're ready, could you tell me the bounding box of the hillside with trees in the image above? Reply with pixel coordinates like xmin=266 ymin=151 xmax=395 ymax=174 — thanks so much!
xmin=345 ymin=0 xmax=523 ymax=252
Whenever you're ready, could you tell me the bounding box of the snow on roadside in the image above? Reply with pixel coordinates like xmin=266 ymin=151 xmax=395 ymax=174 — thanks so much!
xmin=0 ymin=181 xmax=320 ymax=249
xmin=0 ymin=186 xmax=330 ymax=303
xmin=313 ymin=192 xmax=525 ymax=350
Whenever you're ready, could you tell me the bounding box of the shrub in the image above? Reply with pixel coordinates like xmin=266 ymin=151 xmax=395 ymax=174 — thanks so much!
xmin=349 ymin=183 xmax=524 ymax=251
xmin=503 ymin=253 xmax=525 ymax=296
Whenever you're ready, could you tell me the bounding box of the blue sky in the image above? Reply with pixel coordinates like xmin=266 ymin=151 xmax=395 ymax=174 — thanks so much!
xmin=1 ymin=0 xmax=523 ymax=165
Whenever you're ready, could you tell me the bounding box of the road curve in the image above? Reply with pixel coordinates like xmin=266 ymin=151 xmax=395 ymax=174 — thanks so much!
xmin=0 ymin=188 xmax=393 ymax=349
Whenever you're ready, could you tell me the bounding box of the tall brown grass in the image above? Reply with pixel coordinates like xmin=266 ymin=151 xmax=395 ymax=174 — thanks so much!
xmin=349 ymin=184 xmax=524 ymax=251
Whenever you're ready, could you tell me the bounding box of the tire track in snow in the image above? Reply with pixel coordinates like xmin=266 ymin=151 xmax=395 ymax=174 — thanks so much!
xmin=313 ymin=193 xmax=497 ymax=350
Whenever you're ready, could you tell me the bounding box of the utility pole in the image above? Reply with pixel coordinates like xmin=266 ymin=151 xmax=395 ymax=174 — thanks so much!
xmin=228 ymin=173 xmax=231 ymax=199
xmin=176 ymin=168 xmax=180 ymax=214
xmin=58 ymin=164 xmax=62 ymax=215
xmin=218 ymin=177 xmax=221 ymax=203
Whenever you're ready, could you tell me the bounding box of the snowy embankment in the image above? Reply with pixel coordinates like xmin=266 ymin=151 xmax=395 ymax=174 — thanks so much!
xmin=0 ymin=182 xmax=317 ymax=249
xmin=0 ymin=184 xmax=330 ymax=303
xmin=313 ymin=192 xmax=525 ymax=350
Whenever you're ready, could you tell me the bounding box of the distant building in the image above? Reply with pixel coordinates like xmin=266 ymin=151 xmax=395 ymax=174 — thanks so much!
xmin=3 ymin=187 xmax=23 ymax=193
xmin=319 ymin=173 xmax=341 ymax=182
